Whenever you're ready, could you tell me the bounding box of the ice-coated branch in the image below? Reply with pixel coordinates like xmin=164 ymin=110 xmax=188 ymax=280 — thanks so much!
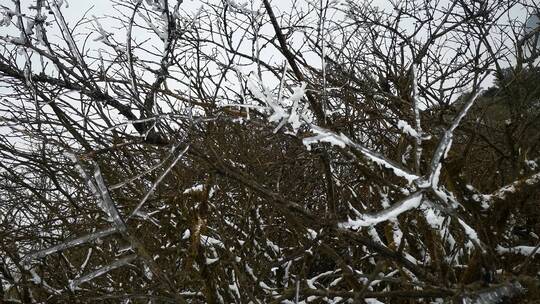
xmin=65 ymin=152 xmax=127 ymax=231
xmin=69 ymin=254 xmax=137 ymax=290
xmin=276 ymin=61 xmax=288 ymax=106
xmin=496 ymin=245 xmax=540 ymax=256
xmin=92 ymin=15 xmax=124 ymax=53
xmin=129 ymin=144 xmax=190 ymax=219
xmin=459 ymin=281 xmax=524 ymax=304
xmin=49 ymin=0 xmax=86 ymax=68
xmin=410 ymin=65 xmax=423 ymax=173
xmin=126 ymin=1 xmax=143 ymax=101
xmin=93 ymin=163 xmax=128 ymax=230
xmin=24 ymin=227 xmax=117 ymax=261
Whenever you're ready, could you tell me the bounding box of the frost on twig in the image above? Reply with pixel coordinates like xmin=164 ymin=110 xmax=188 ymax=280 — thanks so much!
xmin=246 ymin=76 xmax=308 ymax=134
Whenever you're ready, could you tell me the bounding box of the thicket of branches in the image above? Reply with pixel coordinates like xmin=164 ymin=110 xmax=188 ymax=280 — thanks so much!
xmin=1 ymin=0 xmax=539 ymax=303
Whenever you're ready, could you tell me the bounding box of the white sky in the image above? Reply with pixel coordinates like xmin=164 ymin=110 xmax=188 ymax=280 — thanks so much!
xmin=0 ymin=0 xmax=537 ymax=132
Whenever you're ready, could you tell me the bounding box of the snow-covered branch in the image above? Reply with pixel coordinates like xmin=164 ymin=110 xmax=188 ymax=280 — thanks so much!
xmin=340 ymin=192 xmax=423 ymax=229
xmin=428 ymin=90 xmax=481 ymax=188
